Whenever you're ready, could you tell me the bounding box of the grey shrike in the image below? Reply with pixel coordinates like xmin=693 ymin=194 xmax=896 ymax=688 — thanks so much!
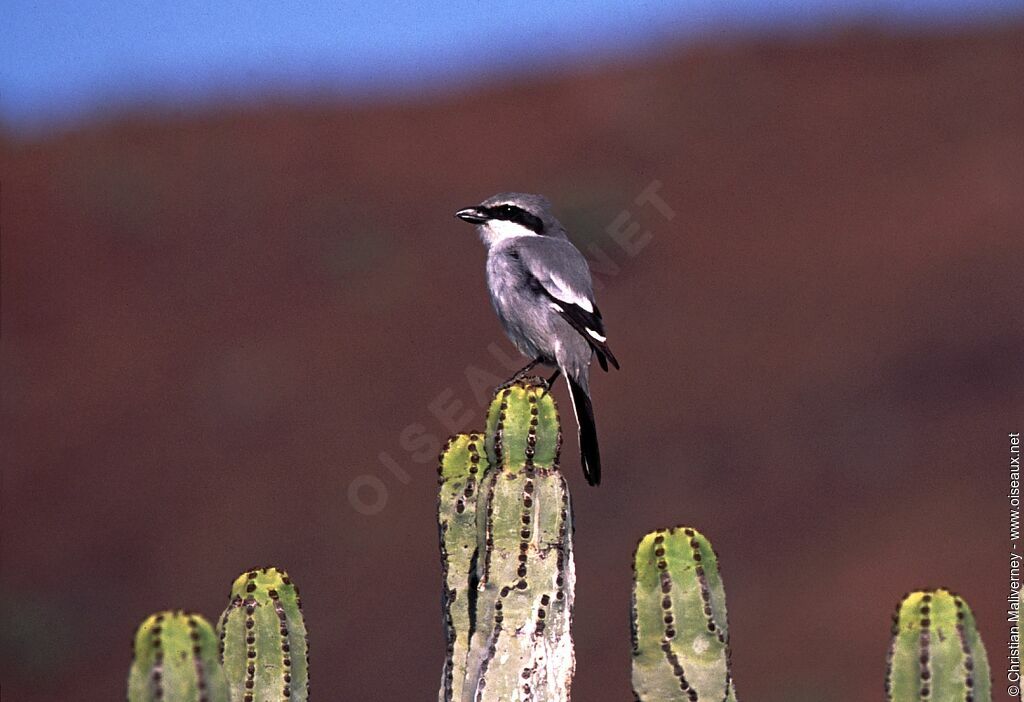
xmin=455 ymin=192 xmax=619 ymax=486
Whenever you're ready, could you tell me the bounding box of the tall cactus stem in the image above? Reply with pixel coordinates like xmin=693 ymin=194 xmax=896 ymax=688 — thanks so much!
xmin=439 ymin=380 xmax=575 ymax=702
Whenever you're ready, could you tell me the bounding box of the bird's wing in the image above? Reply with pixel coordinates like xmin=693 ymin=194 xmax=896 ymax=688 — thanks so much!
xmin=515 ymin=237 xmax=619 ymax=371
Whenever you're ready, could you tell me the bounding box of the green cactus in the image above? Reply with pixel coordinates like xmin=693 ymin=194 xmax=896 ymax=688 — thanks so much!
xmin=438 ymin=432 xmax=489 ymax=702
xmin=216 ymin=566 xmax=309 ymax=702
xmin=631 ymin=527 xmax=737 ymax=702
xmin=123 ymin=385 xmax=1000 ymax=702
xmin=438 ymin=379 xmax=575 ymax=702
xmin=128 ymin=610 xmax=230 ymax=702
xmin=886 ymin=588 xmax=991 ymax=702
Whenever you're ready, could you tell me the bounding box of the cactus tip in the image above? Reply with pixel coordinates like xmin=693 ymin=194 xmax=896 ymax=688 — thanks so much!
xmin=886 ymin=588 xmax=991 ymax=702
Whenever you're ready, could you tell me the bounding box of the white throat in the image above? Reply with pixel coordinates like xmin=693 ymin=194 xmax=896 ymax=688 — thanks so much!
xmin=479 ymin=219 xmax=539 ymax=247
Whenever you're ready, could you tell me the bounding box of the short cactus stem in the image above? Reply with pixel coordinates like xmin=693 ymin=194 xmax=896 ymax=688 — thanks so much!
xmin=439 ymin=380 xmax=575 ymax=702
xmin=217 ymin=566 xmax=309 ymax=702
xmin=631 ymin=527 xmax=737 ymax=702
xmin=886 ymin=588 xmax=991 ymax=702
xmin=128 ymin=610 xmax=230 ymax=702
xmin=438 ymin=432 xmax=490 ymax=702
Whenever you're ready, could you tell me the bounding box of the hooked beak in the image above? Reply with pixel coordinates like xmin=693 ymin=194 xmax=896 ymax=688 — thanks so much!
xmin=455 ymin=207 xmax=489 ymax=224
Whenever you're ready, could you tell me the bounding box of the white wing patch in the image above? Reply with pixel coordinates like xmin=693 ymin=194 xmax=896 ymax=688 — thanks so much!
xmin=549 ymin=295 xmax=609 ymax=345
xmin=546 ymin=273 xmax=594 ymax=313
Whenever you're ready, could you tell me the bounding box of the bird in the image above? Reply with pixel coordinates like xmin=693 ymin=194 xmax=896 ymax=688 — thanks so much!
xmin=455 ymin=192 xmax=619 ymax=486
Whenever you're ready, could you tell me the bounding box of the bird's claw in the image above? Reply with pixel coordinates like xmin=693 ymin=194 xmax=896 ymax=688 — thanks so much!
xmin=496 ymin=372 xmax=561 ymax=398
xmin=496 ymin=373 xmax=545 ymax=392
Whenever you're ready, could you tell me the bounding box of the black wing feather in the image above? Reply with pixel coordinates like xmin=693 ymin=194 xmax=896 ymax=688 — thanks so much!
xmin=545 ymin=296 xmax=620 ymax=371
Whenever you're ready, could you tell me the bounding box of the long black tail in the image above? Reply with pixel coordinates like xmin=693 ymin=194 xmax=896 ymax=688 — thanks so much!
xmin=566 ymin=374 xmax=600 ymax=486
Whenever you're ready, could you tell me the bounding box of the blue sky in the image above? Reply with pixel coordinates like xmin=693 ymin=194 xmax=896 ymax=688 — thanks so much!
xmin=2 ymin=0 xmax=1019 ymax=130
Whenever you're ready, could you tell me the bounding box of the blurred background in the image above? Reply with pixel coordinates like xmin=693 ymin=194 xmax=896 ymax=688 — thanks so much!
xmin=2 ymin=2 xmax=1022 ymax=700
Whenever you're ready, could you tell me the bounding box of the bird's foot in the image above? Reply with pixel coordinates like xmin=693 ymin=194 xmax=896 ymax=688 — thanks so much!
xmin=497 ymin=373 xmax=542 ymax=392
xmin=497 ymin=368 xmax=562 ymax=395
xmin=540 ymin=368 xmax=561 ymax=396
xmin=498 ymin=358 xmax=544 ymax=390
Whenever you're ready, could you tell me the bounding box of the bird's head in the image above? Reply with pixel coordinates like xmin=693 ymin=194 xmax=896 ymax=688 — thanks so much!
xmin=455 ymin=192 xmax=564 ymax=247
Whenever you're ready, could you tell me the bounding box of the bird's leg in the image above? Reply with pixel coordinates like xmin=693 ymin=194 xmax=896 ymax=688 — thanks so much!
xmin=511 ymin=357 xmax=542 ymax=381
xmin=499 ymin=357 xmax=544 ymax=390
xmin=507 ymin=358 xmax=540 ymax=384
xmin=540 ymin=368 xmax=562 ymax=396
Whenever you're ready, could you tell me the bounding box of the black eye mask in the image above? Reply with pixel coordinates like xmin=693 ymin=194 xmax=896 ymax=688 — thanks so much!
xmin=483 ymin=204 xmax=546 ymax=235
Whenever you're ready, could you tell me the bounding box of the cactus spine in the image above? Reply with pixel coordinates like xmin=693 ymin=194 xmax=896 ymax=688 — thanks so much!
xmin=217 ymin=566 xmax=309 ymax=702
xmin=128 ymin=610 xmax=230 ymax=702
xmin=631 ymin=527 xmax=737 ymax=702
xmin=886 ymin=588 xmax=991 ymax=702
xmin=438 ymin=380 xmax=575 ymax=702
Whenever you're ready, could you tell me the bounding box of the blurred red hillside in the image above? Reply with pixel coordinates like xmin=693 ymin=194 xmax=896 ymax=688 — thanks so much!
xmin=2 ymin=23 xmax=1023 ymax=702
